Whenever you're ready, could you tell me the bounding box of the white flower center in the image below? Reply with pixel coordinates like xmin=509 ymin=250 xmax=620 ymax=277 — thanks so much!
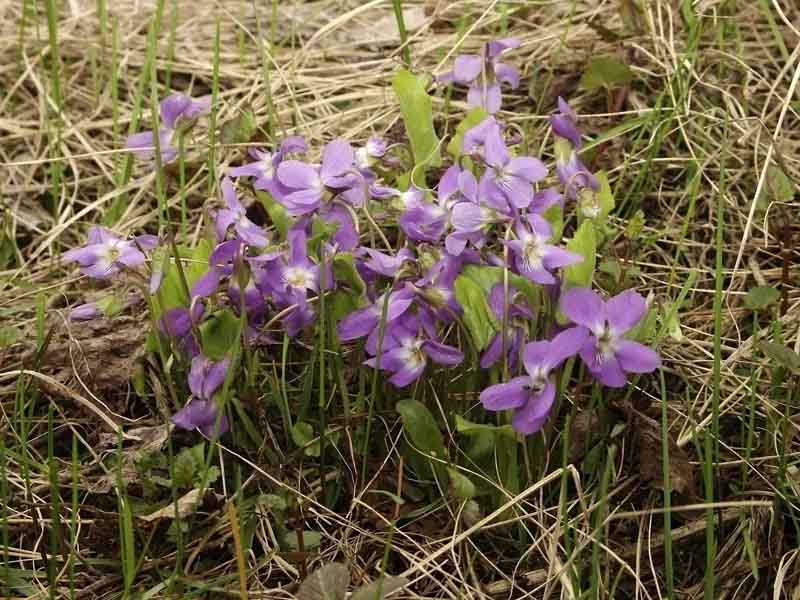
xmin=494 ymin=167 xmax=513 ymax=190
xmin=521 ymin=234 xmax=546 ymax=271
xmin=595 ymin=326 xmax=619 ymax=362
xmin=400 ymin=338 xmax=426 ymax=370
xmin=355 ymin=147 xmax=371 ymax=170
xmin=284 ymin=266 xmax=314 ymax=290
xmin=260 ymin=156 xmax=275 ymax=179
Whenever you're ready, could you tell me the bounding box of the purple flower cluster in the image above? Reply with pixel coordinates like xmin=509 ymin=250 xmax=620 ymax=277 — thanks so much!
xmin=62 ymin=39 xmax=662 ymax=438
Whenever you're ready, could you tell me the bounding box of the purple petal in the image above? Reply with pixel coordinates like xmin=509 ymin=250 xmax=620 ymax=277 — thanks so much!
xmin=550 ymin=114 xmax=582 ymax=148
xmin=160 ymin=307 xmax=193 ymax=338
xmin=63 ymin=245 xmax=101 ymax=267
xmin=209 ymin=239 xmax=243 ymax=267
xmin=117 ymin=245 xmax=146 ymax=269
xmin=69 ymin=303 xmax=101 ymax=322
xmin=338 ymin=307 xmax=379 ymax=341
xmin=282 ymin=188 xmax=323 ymax=216
xmin=483 ymin=123 xmax=509 ymax=168
xmin=451 ymin=202 xmax=485 ymax=232
xmin=198 ymin=413 xmax=229 ymax=438
xmin=215 ymin=209 xmax=238 ymax=242
xmin=487 ymin=37 xmax=520 ymax=59
xmin=277 ymin=160 xmax=321 ymax=190
xmin=172 ymin=399 xmax=216 ymax=431
xmin=228 ymin=164 xmax=264 ymax=179
xmin=202 ymin=358 xmax=230 ymax=399
xmin=453 ymin=54 xmax=482 ymax=84
xmin=220 ymin=177 xmax=243 ymax=213
xmin=320 ymin=139 xmax=354 ymax=180
xmin=480 ymin=333 xmax=504 ymax=369
xmin=542 ymin=246 xmax=583 ymax=270
xmin=522 ymin=340 xmax=551 ymax=375
xmin=479 ymin=376 xmax=530 ymax=411
xmin=508 ymin=157 xmax=547 ymax=183
xmin=422 ymin=340 xmax=463 ymax=366
xmin=545 ymin=326 xmax=589 ymax=370
xmin=494 ymin=62 xmax=520 ymax=89
xmin=366 ymin=136 xmax=387 ymax=158
xmin=605 ymin=289 xmax=647 ymax=334
xmin=512 ymin=381 xmax=556 ymax=435
xmin=125 ymin=131 xmax=156 ymax=153
xmin=615 ymin=340 xmax=660 ymax=374
xmin=235 ymin=219 xmax=269 ymax=248
xmin=279 ymin=135 xmax=308 ymax=155
xmin=389 ymin=363 xmax=426 ymax=388
xmin=561 ymin=288 xmax=604 ymax=331
xmin=192 ymin=269 xmax=221 ymax=298
xmin=159 ymin=95 xmax=192 ymax=129
xmin=134 ymin=234 xmax=159 ymax=251
xmin=530 ymin=188 xmax=563 ymax=213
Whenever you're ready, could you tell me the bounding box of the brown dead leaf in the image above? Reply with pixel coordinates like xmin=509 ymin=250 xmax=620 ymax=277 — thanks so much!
xmin=569 ymin=409 xmax=609 ymax=462
xmin=635 ymin=414 xmax=695 ymax=496
xmin=139 ymin=488 xmax=202 ymax=522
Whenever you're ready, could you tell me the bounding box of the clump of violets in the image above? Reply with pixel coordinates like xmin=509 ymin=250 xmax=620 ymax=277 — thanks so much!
xmin=62 ymin=38 xmax=663 ymax=442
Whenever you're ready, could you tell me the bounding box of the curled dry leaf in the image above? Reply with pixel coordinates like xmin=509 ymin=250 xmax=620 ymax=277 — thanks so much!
xmin=139 ymin=488 xmax=202 ymax=522
xmin=635 ymin=413 xmax=695 ymax=496
xmin=295 ymin=563 xmax=350 ymax=600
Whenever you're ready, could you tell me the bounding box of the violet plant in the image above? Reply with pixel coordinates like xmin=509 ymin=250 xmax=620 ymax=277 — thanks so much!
xmin=61 ymin=38 xmax=662 ymax=497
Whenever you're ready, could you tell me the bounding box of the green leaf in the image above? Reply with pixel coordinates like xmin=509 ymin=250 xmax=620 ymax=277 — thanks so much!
xmin=285 ymin=531 xmax=323 ymax=552
xmin=447 ymin=108 xmax=488 ymax=158
xmin=766 ymin=165 xmax=795 ymax=203
xmin=662 ymin=302 xmax=683 ymax=342
xmin=396 ymin=399 xmax=447 ymax=484
xmin=199 ymin=309 xmax=241 ymax=360
xmin=351 ymin=576 xmax=408 ymax=600
xmin=745 ymin=286 xmax=780 ymax=311
xmin=447 ymin=467 xmax=476 ymax=500
xmin=220 ymin=106 xmax=257 ymax=145
xmin=455 ymin=415 xmax=516 ymax=439
xmin=332 ymin=252 xmax=366 ymax=296
xmin=393 ymin=68 xmax=441 ymax=186
xmin=458 ymin=264 xmax=539 ymax=312
xmin=155 ymin=240 xmax=212 ymax=317
xmin=760 ymin=342 xmax=800 ymax=373
xmin=454 ymin=275 xmax=497 ymax=351
xmin=563 ymin=221 xmax=597 ymax=288
xmin=96 ymin=294 xmax=125 ymax=318
xmin=255 ymin=191 xmax=292 ymax=240
xmin=542 ymin=203 xmax=563 ymax=241
xmin=580 ymin=56 xmax=633 ymax=92
xmin=291 ymin=421 xmax=320 ymax=457
xmin=172 ymin=444 xmax=202 ymax=489
xmin=0 ymin=324 xmax=22 ymax=349
xmin=592 ymin=170 xmax=615 ymax=220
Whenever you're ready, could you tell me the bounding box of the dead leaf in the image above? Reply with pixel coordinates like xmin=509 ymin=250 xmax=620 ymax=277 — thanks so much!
xmin=635 ymin=414 xmax=695 ymax=495
xmin=351 ymin=576 xmax=408 ymax=600
xmin=296 ymin=563 xmax=350 ymax=600
xmin=139 ymin=488 xmax=202 ymax=522
xmin=569 ymin=410 xmax=608 ymax=462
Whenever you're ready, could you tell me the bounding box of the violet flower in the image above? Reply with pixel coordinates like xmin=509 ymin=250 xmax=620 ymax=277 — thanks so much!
xmin=228 ymin=135 xmax=308 ymax=194
xmin=561 ymin=288 xmax=661 ymax=388
xmin=480 ymin=284 xmax=534 ymax=371
xmin=355 ymin=135 xmax=388 ymax=169
xmin=337 ymin=287 xmax=415 ymax=343
xmin=126 ymin=94 xmax=210 ymax=164
xmin=550 ymin=97 xmax=582 ymax=149
xmin=356 ymin=246 xmax=414 ymax=279
xmin=172 ymin=355 xmax=230 ymax=436
xmin=365 ymin=313 xmax=463 ymax=388
xmin=480 ymin=326 xmax=588 ymax=434
xmin=63 ymin=226 xmax=158 ymax=279
xmin=481 ymin=122 xmax=547 ymax=210
xmin=506 ymin=214 xmax=582 ymax=284
xmin=556 ymin=150 xmax=600 ymax=201
xmin=69 ymin=303 xmax=101 ymax=322
xmin=215 ymin=177 xmax=269 ymax=248
xmin=439 ymin=37 xmax=521 ymax=114
xmin=275 ymin=139 xmax=360 ymax=216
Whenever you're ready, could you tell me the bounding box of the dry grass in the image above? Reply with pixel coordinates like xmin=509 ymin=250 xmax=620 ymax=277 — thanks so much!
xmin=2 ymin=0 xmax=800 ymax=598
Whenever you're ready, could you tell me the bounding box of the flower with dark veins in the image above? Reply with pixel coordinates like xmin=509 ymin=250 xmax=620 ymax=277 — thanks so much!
xmin=506 ymin=215 xmax=582 ymax=284
xmin=62 ymin=226 xmax=158 ymax=279
xmin=214 ymin=177 xmax=269 ymax=248
xmin=561 ymin=288 xmax=661 ymax=388
xmin=126 ymin=94 xmax=210 ymax=164
xmin=480 ymin=326 xmax=588 ymax=434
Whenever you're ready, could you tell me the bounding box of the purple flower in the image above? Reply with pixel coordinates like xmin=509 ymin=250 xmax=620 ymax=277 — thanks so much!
xmin=480 ymin=122 xmax=547 ymax=210
xmin=275 ymin=139 xmax=359 ymax=216
xmin=365 ymin=313 xmax=463 ymax=388
xmin=561 ymin=288 xmax=661 ymax=388
xmin=337 ymin=287 xmax=415 ymax=343
xmin=556 ymin=151 xmax=600 ymax=201
xmin=550 ymin=97 xmax=581 ymax=149
xmin=228 ymin=135 xmax=308 ymax=194
xmin=159 ymin=301 xmax=205 ymax=339
xmin=62 ymin=226 xmax=158 ymax=279
xmin=172 ymin=400 xmax=229 ymax=437
xmin=214 ymin=177 xmax=269 ymax=248
xmin=439 ymin=37 xmax=521 ymax=114
xmin=69 ymin=302 xmax=101 ymax=322
xmin=480 ymin=326 xmax=588 ymax=434
xmin=506 ymin=215 xmax=582 ymax=284
xmin=356 ymin=246 xmax=414 ymax=278
xmin=319 ymin=203 xmax=359 ymax=251
xmin=355 ymin=135 xmax=388 ymax=169
xmin=480 ymin=284 xmax=534 ymax=371
xmin=126 ymin=94 xmax=210 ymax=163
xmin=188 ymin=355 xmax=230 ymax=399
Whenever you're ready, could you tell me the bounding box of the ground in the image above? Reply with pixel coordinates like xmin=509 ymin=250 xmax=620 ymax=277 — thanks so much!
xmin=2 ymin=1 xmax=800 ymax=598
